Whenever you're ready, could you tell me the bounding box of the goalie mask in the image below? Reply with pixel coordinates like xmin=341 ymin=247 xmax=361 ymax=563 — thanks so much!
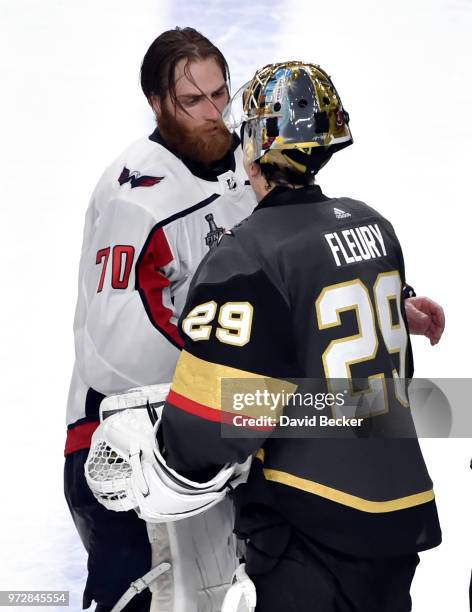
xmin=224 ymin=61 xmax=353 ymax=175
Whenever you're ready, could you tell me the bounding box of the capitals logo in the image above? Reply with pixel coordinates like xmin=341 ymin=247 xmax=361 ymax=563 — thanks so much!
xmin=118 ymin=167 xmax=164 ymax=188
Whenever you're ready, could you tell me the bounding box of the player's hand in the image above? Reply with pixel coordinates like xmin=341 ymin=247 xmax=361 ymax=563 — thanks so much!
xmin=404 ymin=297 xmax=445 ymax=346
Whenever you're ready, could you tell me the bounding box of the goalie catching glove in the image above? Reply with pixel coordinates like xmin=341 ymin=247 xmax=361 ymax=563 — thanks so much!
xmin=85 ymin=383 xmax=251 ymax=522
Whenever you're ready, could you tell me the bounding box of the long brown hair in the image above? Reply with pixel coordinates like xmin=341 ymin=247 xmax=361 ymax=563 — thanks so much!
xmin=140 ymin=27 xmax=230 ymax=109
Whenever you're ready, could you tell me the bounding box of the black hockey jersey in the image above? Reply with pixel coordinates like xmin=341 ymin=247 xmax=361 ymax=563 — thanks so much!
xmin=161 ymin=184 xmax=441 ymax=557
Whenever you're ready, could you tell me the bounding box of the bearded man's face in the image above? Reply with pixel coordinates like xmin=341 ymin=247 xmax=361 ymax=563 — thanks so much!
xmin=154 ymin=57 xmax=232 ymax=164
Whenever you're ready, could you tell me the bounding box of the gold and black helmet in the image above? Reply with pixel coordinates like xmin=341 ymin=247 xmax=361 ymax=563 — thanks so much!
xmin=224 ymin=61 xmax=353 ymax=173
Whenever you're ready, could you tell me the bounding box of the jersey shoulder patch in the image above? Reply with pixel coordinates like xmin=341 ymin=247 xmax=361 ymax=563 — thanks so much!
xmin=99 ymin=137 xmax=220 ymax=222
xmin=117 ymin=166 xmax=165 ymax=189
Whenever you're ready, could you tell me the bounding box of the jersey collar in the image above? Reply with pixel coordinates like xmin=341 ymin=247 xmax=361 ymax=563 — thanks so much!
xmin=149 ymin=127 xmax=240 ymax=182
xmin=255 ymin=184 xmax=329 ymax=211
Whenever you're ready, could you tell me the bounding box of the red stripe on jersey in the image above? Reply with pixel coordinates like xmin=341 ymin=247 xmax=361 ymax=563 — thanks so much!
xmin=136 ymin=227 xmax=183 ymax=348
xmin=64 ymin=421 xmax=99 ymax=455
xmin=167 ymin=389 xmax=274 ymax=431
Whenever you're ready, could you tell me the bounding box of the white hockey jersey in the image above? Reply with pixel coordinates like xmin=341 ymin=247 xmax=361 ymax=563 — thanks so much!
xmin=65 ymin=129 xmax=256 ymax=454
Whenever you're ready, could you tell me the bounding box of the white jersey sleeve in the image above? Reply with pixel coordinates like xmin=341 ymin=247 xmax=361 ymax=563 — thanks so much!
xmin=74 ymin=194 xmax=182 ymax=394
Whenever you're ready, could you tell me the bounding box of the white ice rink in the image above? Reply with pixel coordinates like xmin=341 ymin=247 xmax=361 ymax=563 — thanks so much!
xmin=0 ymin=0 xmax=471 ymax=610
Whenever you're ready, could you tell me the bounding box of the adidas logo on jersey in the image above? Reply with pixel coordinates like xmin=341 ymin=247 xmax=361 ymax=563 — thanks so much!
xmin=333 ymin=207 xmax=351 ymax=219
xmin=225 ymin=177 xmax=237 ymax=191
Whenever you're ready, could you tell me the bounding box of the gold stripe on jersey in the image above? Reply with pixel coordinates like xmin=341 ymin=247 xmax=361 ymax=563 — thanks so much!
xmin=263 ymin=468 xmax=435 ymax=513
xmin=171 ymin=350 xmax=296 ymax=417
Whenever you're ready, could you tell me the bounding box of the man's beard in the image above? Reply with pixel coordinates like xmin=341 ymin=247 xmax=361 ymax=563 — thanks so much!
xmin=158 ymin=105 xmax=232 ymax=165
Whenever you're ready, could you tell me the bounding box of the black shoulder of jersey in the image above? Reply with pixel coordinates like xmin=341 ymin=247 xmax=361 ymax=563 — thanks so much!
xmin=191 ymin=227 xmax=264 ymax=287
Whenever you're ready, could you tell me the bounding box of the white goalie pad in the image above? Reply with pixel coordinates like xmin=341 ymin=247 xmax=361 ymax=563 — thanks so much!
xmin=221 ymin=564 xmax=257 ymax=612
xmin=85 ymin=384 xmax=251 ymax=523
xmin=111 ymin=501 xmax=244 ymax=612
xmin=147 ymin=498 xmax=241 ymax=612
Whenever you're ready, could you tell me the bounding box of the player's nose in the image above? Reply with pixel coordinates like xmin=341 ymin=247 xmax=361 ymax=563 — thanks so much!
xmin=203 ymin=98 xmax=221 ymax=121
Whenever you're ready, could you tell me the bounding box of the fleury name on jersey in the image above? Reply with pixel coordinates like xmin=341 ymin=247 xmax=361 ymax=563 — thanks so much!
xmin=325 ymin=222 xmax=387 ymax=267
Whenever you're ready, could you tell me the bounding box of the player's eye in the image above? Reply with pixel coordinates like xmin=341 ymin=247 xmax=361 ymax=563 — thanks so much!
xmin=180 ymin=96 xmax=202 ymax=108
xmin=213 ymin=89 xmax=227 ymax=99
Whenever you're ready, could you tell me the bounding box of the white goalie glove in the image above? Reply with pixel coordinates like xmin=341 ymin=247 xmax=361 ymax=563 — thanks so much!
xmin=85 ymin=383 xmax=251 ymax=522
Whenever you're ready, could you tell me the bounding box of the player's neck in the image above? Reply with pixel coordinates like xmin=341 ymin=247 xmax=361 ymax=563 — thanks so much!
xmin=251 ymin=177 xmax=304 ymax=202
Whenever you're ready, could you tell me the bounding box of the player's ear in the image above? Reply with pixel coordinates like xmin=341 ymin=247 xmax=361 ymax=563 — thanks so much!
xmin=246 ymin=161 xmax=262 ymax=180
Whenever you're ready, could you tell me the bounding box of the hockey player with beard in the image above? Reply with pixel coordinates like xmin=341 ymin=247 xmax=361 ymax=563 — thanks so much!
xmin=64 ymin=28 xmax=256 ymax=612
xmin=65 ymin=27 xmax=444 ymax=612
xmin=152 ymin=62 xmax=443 ymax=611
